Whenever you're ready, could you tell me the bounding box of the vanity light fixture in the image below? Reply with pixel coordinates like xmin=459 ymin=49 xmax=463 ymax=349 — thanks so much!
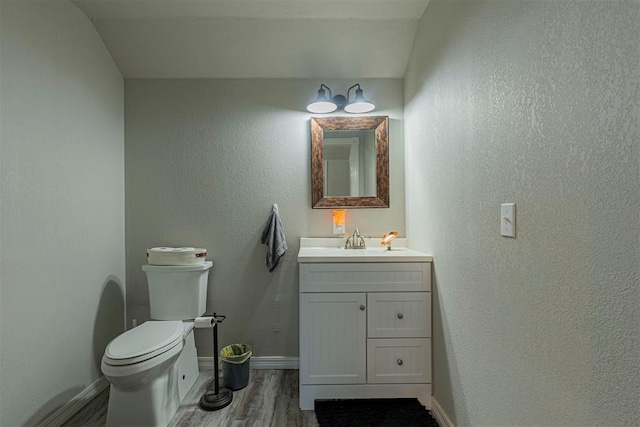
xmin=306 ymin=83 xmax=376 ymax=114
xmin=343 ymin=84 xmax=376 ymax=113
xmin=306 ymin=84 xmax=338 ymax=113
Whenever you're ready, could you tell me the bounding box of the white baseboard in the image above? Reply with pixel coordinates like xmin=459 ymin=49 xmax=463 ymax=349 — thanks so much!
xmin=430 ymin=396 xmax=455 ymax=427
xmin=38 ymin=376 xmax=109 ymax=427
xmin=198 ymin=356 xmax=299 ymax=370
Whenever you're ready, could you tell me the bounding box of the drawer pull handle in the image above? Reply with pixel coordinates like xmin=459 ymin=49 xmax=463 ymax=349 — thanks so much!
xmin=397 ymin=313 xmax=404 ymax=319
xmin=360 ymin=305 xmax=366 ymax=311
xmin=397 ymin=359 xmax=403 ymax=366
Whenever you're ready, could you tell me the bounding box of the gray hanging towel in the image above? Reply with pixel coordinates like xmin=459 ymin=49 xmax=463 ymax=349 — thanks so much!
xmin=260 ymin=203 xmax=288 ymax=272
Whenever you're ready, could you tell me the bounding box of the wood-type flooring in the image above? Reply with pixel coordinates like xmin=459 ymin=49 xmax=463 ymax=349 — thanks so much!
xmin=62 ymin=369 xmax=319 ymax=427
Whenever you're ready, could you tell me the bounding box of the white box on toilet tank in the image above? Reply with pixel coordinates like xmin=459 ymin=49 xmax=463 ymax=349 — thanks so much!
xmin=143 ymin=261 xmax=212 ymax=320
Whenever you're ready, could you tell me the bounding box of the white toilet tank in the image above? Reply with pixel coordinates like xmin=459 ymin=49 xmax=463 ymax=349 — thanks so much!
xmin=143 ymin=261 xmax=212 ymax=320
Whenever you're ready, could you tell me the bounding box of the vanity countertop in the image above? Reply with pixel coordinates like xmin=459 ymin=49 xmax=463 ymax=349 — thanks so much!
xmin=297 ymin=238 xmax=433 ymax=263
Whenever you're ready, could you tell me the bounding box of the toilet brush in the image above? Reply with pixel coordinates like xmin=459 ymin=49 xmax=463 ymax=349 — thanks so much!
xmin=199 ymin=313 xmax=233 ymax=411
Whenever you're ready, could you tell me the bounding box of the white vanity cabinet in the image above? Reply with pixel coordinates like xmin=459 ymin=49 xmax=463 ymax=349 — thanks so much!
xmin=298 ymin=260 xmax=432 ymax=410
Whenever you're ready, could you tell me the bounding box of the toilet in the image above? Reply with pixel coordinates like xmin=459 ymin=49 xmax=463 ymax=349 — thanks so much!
xmin=101 ymin=261 xmax=213 ymax=427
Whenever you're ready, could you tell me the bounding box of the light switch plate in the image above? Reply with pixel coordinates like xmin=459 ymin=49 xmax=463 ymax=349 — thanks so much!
xmin=501 ymin=203 xmax=516 ymax=238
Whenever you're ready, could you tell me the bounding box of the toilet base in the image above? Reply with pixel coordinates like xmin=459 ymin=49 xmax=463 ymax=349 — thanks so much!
xmin=106 ymin=364 xmax=180 ymax=427
xmin=105 ymin=328 xmax=199 ymax=427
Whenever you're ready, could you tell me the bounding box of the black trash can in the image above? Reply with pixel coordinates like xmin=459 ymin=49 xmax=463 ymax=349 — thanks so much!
xmin=220 ymin=343 xmax=252 ymax=391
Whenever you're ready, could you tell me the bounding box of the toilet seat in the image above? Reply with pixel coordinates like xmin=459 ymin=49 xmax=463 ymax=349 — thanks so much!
xmin=104 ymin=321 xmax=184 ymax=366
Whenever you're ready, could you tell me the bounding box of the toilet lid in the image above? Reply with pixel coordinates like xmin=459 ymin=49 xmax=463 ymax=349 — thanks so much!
xmin=104 ymin=321 xmax=183 ymax=365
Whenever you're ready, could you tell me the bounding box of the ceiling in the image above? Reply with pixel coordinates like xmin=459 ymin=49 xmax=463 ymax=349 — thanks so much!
xmin=71 ymin=0 xmax=430 ymax=79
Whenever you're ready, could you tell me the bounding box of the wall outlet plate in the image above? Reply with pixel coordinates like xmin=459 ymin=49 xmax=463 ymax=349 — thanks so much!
xmin=333 ymin=223 xmax=344 ymax=235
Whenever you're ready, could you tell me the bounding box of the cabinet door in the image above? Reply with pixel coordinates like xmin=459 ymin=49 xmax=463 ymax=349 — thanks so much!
xmin=300 ymin=293 xmax=366 ymax=385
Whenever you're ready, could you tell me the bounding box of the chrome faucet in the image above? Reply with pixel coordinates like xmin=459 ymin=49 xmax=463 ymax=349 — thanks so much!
xmin=344 ymin=228 xmax=367 ymax=249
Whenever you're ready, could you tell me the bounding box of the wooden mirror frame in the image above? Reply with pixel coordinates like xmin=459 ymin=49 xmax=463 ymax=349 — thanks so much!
xmin=311 ymin=116 xmax=389 ymax=208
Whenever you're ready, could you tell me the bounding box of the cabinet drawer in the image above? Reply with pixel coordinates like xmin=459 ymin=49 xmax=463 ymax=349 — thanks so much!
xmin=300 ymin=263 xmax=431 ymax=293
xmin=367 ymin=292 xmax=431 ymax=338
xmin=367 ymin=338 xmax=431 ymax=384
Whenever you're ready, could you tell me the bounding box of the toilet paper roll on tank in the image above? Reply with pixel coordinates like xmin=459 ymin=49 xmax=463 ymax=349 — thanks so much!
xmin=147 ymin=247 xmax=207 ymax=266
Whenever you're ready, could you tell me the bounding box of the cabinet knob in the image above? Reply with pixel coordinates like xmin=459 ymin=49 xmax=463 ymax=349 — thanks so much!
xmin=397 ymin=313 xmax=404 ymax=319
xmin=397 ymin=359 xmax=403 ymax=366
xmin=360 ymin=305 xmax=366 ymax=311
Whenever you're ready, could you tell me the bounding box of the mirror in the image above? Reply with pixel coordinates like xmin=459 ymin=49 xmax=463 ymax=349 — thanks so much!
xmin=311 ymin=116 xmax=389 ymax=208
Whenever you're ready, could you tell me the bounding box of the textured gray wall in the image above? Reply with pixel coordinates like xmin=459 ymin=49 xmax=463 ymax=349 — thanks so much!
xmin=404 ymin=1 xmax=639 ymax=425
xmin=125 ymin=79 xmax=405 ymax=357
xmin=0 ymin=2 xmax=125 ymax=425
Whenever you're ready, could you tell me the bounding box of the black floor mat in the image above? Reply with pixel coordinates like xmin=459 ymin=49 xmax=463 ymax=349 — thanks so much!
xmin=314 ymin=398 xmax=439 ymax=427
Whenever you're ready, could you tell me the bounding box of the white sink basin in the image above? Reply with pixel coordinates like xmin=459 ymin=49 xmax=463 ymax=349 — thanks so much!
xmin=297 ymin=238 xmax=432 ymax=263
